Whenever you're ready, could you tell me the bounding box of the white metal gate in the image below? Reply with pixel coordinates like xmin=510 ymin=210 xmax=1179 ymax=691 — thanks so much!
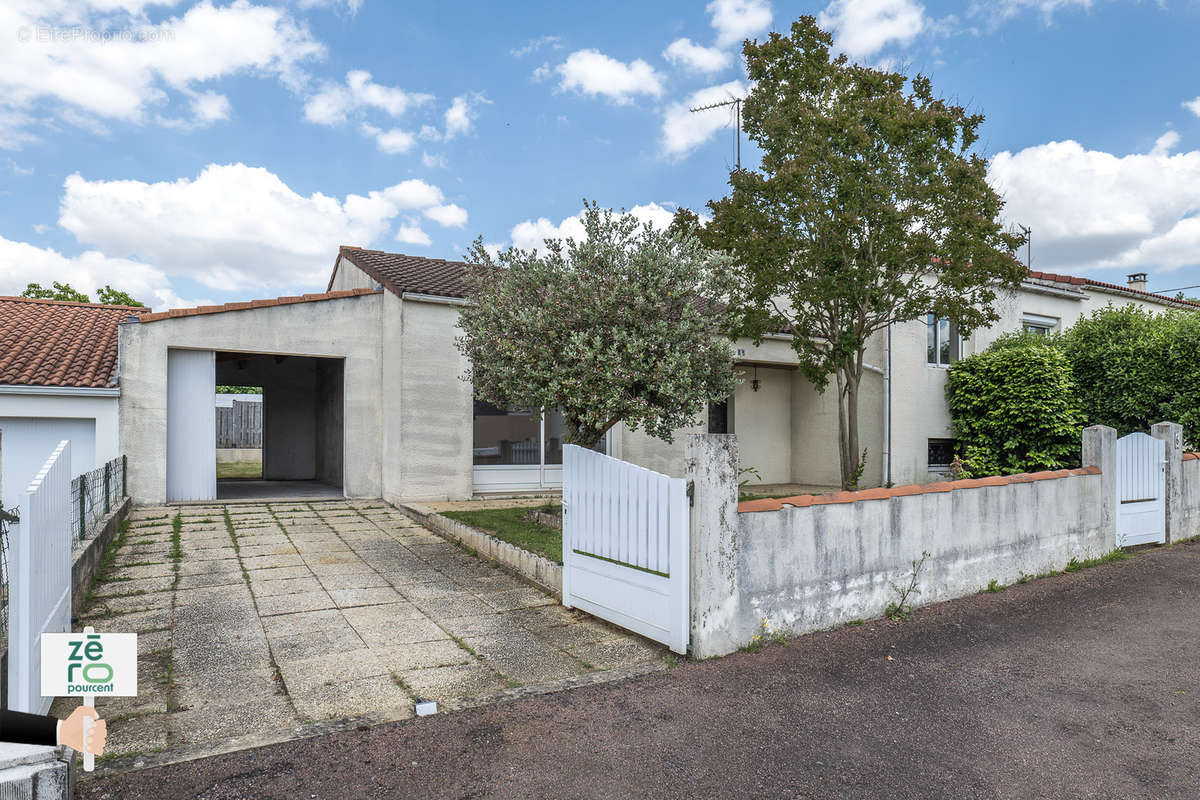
xmin=8 ymin=441 xmax=73 ymax=714
xmin=562 ymin=445 xmax=689 ymax=654
xmin=167 ymin=348 xmax=216 ymax=502
xmin=1117 ymin=432 xmax=1166 ymax=546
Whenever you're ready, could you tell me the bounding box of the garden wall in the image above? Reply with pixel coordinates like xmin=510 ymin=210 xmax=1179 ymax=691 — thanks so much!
xmin=1178 ymin=452 xmax=1200 ymax=538
xmin=686 ymin=427 xmax=1119 ymax=658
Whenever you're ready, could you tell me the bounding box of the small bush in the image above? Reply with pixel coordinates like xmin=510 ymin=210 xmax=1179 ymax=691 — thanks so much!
xmin=947 ymin=335 xmax=1084 ymax=477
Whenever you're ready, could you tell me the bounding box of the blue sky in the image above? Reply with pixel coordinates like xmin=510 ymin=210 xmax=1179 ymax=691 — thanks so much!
xmin=2 ymin=0 xmax=1199 ymax=309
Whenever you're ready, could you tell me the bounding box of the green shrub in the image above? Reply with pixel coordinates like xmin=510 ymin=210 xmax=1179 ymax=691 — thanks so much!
xmin=947 ymin=336 xmax=1084 ymax=476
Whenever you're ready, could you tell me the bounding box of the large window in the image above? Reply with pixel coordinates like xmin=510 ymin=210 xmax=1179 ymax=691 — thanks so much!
xmin=926 ymin=314 xmax=961 ymax=366
xmin=472 ymin=400 xmax=539 ymax=465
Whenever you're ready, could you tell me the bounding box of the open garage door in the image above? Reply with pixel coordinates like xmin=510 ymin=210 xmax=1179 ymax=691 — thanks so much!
xmin=167 ymin=349 xmax=216 ymax=501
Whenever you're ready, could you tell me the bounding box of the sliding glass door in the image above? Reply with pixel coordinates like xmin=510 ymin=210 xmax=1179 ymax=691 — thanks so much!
xmin=472 ymin=401 xmax=566 ymax=492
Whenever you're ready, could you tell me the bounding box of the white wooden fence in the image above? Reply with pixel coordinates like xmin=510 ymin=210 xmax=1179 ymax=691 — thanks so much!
xmin=562 ymin=445 xmax=689 ymax=654
xmin=8 ymin=441 xmax=73 ymax=714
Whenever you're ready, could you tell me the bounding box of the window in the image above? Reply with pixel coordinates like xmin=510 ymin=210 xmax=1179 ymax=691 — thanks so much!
xmin=707 ymin=400 xmax=729 ymax=434
xmin=928 ymin=438 xmax=957 ymax=470
xmin=926 ymin=314 xmax=961 ymax=366
xmin=472 ymin=400 xmax=539 ymax=465
xmin=1021 ymin=313 xmax=1059 ymax=337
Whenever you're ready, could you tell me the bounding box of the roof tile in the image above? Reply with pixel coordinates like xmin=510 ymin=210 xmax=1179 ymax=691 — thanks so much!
xmin=333 ymin=246 xmax=473 ymax=299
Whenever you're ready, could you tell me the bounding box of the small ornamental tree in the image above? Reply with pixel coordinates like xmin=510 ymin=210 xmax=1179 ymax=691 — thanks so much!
xmin=946 ymin=334 xmax=1084 ymax=477
xmin=703 ymin=16 xmax=1026 ymax=488
xmin=456 ymin=203 xmax=738 ymax=448
xmin=22 ymin=281 xmax=90 ymax=303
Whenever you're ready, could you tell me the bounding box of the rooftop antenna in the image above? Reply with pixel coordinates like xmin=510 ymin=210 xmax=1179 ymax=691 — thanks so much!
xmin=689 ymin=96 xmax=743 ymax=170
xmin=1018 ymin=225 xmax=1032 ymax=269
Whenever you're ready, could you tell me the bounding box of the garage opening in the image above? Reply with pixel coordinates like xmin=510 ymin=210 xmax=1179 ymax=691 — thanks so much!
xmin=213 ymin=352 xmax=344 ymax=501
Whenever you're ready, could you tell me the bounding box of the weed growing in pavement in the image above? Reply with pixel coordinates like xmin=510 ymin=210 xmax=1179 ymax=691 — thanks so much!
xmin=986 ymin=579 xmax=1002 ymax=593
xmin=662 ymin=654 xmax=679 ymax=668
xmin=1064 ymin=549 xmax=1128 ymax=572
xmin=739 ymin=618 xmax=789 ymax=653
xmin=886 ymin=550 xmax=930 ymax=621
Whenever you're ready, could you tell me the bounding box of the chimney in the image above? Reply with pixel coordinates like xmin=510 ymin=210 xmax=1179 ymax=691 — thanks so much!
xmin=1127 ymin=272 xmax=1148 ymax=292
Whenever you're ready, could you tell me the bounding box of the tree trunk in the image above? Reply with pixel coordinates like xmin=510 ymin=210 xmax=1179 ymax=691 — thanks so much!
xmin=837 ymin=363 xmax=864 ymax=489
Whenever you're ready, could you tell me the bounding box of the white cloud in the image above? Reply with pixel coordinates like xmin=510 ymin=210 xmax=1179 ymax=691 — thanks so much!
xmin=969 ymin=0 xmax=1094 ymax=25
xmin=661 ymin=80 xmax=747 ymax=159
xmin=57 ymin=163 xmax=454 ymax=291
xmin=988 ymin=133 xmax=1200 ymax=273
xmin=511 ymin=35 xmax=563 ymax=58
xmin=422 ymin=152 xmax=447 ymax=168
xmin=707 ymin=0 xmax=773 ymax=48
xmin=1184 ymin=96 xmax=1200 ymax=118
xmin=0 ymin=1 xmax=324 ymax=144
xmin=508 ymin=202 xmax=677 ymax=252
xmin=663 ymin=38 xmax=733 ymax=74
xmin=394 ymin=224 xmax=432 ymax=247
xmin=444 ymin=93 xmax=488 ymax=140
xmin=304 ymin=70 xmax=432 ymax=125
xmin=817 ymin=0 xmax=926 ymax=59
xmin=360 ymin=123 xmax=416 ymax=154
xmin=0 ymin=235 xmax=201 ymax=311
xmin=424 ymin=204 xmax=468 ymax=227
xmin=557 ymin=50 xmax=664 ymax=104
xmin=190 ymin=90 xmax=231 ymax=124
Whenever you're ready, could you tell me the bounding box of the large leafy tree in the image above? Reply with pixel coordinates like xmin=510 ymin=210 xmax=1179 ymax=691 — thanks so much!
xmin=703 ymin=16 xmax=1026 ymax=488
xmin=456 ymin=203 xmax=738 ymax=448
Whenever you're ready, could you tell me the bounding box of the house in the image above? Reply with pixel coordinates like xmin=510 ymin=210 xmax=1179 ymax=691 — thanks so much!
xmin=116 ymin=249 xmax=1193 ymax=505
xmin=0 ymin=296 xmax=148 ymax=512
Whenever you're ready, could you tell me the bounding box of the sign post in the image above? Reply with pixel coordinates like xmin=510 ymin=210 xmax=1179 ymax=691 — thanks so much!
xmin=41 ymin=626 xmax=137 ymax=771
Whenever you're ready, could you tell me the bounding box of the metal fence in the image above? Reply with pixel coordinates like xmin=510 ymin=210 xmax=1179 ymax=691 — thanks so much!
xmin=216 ymin=399 xmax=262 ymax=448
xmin=71 ymin=454 xmax=127 ymax=540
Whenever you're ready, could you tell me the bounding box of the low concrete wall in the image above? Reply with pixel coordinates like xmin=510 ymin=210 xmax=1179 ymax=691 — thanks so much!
xmin=398 ymin=503 xmax=562 ymax=598
xmin=1179 ymin=452 xmax=1200 ymax=539
xmin=216 ymin=448 xmax=261 ymax=464
xmin=71 ymin=496 xmax=131 ymax=617
xmin=0 ymin=743 xmax=71 ymax=798
xmin=687 ymin=427 xmax=1119 ymax=658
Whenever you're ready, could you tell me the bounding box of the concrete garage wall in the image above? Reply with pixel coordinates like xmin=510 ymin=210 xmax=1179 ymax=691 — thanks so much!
xmin=387 ymin=295 xmax=474 ymax=502
xmin=686 ymin=427 xmax=1119 ymax=658
xmin=119 ymin=293 xmax=383 ymax=503
xmin=316 ymin=359 xmax=344 ymax=487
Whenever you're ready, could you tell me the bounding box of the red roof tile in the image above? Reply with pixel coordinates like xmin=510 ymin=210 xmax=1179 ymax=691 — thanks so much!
xmin=0 ymin=296 xmax=150 ymax=388
xmin=1026 ymin=270 xmax=1200 ymax=309
xmin=136 ymin=288 xmax=380 ymax=323
xmin=332 ymin=246 xmax=474 ymax=299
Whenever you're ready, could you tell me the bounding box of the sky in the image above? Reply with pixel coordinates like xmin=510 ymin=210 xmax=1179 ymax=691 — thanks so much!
xmin=1 ymin=0 xmax=1199 ymax=309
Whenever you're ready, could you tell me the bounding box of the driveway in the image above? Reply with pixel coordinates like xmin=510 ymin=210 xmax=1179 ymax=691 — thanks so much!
xmin=61 ymin=500 xmax=663 ymax=767
xmin=77 ymin=538 xmax=1200 ymax=798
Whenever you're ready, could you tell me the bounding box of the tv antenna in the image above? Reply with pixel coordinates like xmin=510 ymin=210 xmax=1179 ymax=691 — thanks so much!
xmin=689 ymin=96 xmax=743 ymax=170
xmin=1018 ymin=225 xmax=1032 ymax=269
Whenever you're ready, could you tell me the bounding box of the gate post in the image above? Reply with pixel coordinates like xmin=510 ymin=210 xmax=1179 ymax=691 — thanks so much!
xmin=685 ymin=434 xmax=740 ymax=659
xmin=1151 ymin=421 xmax=1183 ymax=544
xmin=1082 ymin=425 xmax=1117 ymax=551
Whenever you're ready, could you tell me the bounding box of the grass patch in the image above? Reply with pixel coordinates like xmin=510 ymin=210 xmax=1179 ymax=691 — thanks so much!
xmin=216 ymin=460 xmax=263 ymax=479
xmin=1064 ymin=548 xmax=1129 ymax=572
xmin=441 ymin=507 xmax=562 ymax=563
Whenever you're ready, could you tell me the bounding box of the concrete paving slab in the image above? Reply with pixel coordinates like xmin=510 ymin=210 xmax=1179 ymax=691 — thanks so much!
xmin=177 ymin=558 xmax=241 ymax=577
xmin=289 ymin=675 xmax=411 ymax=722
xmin=256 ymin=591 xmax=335 ymax=616
xmin=370 ymin=640 xmax=475 ymax=672
xmin=101 ymin=714 xmax=169 ymax=758
xmin=275 ymin=650 xmax=388 ymax=692
xmin=394 ymin=663 xmax=508 ymax=703
xmin=315 ymin=572 xmax=391 ymax=590
xmin=92 ymin=576 xmax=174 ymax=597
xmin=239 ymin=554 xmax=306 ymax=570
xmin=168 ymin=697 xmax=298 ymax=746
xmin=267 ymin=628 xmax=366 ymax=663
xmin=245 ymin=565 xmax=312 ymax=582
xmin=477 ymin=587 xmax=557 ymax=612
xmin=109 ymin=563 xmax=175 ymax=581
xmin=259 ymin=609 xmax=351 ymax=638
xmin=176 ymin=571 xmax=245 ymax=590
xmin=328 ymin=587 xmax=405 ymax=608
xmin=564 ymin=637 xmax=666 ymax=670
xmin=463 ymin=632 xmax=591 ymax=683
xmin=175 ymin=667 xmax=282 ymax=714
xmin=343 ymin=614 xmax=449 ymax=648
xmin=250 ymin=577 xmax=325 ymax=597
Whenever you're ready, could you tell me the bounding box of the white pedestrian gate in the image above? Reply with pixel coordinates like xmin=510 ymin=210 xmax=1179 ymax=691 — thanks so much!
xmin=8 ymin=441 xmax=73 ymax=714
xmin=562 ymin=445 xmax=689 ymax=654
xmin=1116 ymin=432 xmax=1166 ymax=547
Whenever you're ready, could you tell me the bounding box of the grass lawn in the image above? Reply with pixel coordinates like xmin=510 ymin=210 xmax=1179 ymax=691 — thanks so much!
xmin=216 ymin=461 xmax=262 ymax=479
xmin=441 ymin=505 xmax=562 ymax=563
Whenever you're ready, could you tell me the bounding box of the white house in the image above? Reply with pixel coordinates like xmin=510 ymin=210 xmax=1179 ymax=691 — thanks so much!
xmin=116 ymin=248 xmax=1195 ymax=505
xmin=0 ymin=296 xmax=148 ymax=512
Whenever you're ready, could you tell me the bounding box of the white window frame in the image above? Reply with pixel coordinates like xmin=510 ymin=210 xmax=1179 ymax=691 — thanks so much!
xmin=1021 ymin=313 xmax=1059 ymax=336
xmin=926 ymin=314 xmax=962 ymax=368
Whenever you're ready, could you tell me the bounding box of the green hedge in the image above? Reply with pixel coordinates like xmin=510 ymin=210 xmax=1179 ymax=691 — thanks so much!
xmin=946 ymin=334 xmax=1084 ymax=477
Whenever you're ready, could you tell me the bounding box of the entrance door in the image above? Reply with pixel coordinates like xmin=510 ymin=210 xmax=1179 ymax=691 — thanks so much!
xmin=1116 ymin=432 xmax=1166 ymax=546
xmin=167 ymin=349 xmax=216 ymax=502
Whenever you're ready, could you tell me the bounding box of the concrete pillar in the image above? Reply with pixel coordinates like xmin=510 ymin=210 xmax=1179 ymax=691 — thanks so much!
xmin=1082 ymin=425 xmax=1117 ymax=550
xmin=1152 ymin=421 xmax=1184 ymax=544
xmin=684 ymin=433 xmax=741 ymax=659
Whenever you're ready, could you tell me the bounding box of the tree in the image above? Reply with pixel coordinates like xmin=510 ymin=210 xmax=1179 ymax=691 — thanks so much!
xmin=20 ymin=281 xmax=145 ymax=307
xmin=22 ymin=281 xmax=90 ymax=303
xmin=946 ymin=334 xmax=1084 ymax=476
xmin=456 ymin=203 xmax=738 ymax=448
xmin=703 ymin=16 xmax=1026 ymax=488
xmin=95 ymin=285 xmax=145 ymax=307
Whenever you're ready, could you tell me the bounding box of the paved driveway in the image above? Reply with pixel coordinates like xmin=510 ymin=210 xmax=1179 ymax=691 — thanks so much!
xmin=61 ymin=500 xmax=663 ymax=767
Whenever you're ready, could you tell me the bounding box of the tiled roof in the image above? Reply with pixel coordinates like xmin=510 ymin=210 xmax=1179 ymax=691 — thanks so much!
xmin=1026 ymin=270 xmax=1200 ymax=308
xmin=332 ymin=246 xmax=473 ymax=299
xmin=0 ymin=296 xmax=150 ymax=388
xmin=137 ymin=288 xmax=380 ymax=323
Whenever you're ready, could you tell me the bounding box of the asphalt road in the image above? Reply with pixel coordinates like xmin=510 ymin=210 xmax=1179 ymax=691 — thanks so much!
xmin=79 ymin=541 xmax=1200 ymax=800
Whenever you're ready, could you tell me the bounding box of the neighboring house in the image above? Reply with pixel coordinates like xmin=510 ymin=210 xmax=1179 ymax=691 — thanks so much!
xmin=116 ymin=249 xmax=1194 ymax=505
xmin=0 ymin=296 xmax=148 ymax=512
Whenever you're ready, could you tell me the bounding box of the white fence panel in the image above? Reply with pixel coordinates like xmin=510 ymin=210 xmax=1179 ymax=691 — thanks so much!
xmin=563 ymin=445 xmax=689 ymax=654
xmin=1117 ymin=432 xmax=1166 ymax=546
xmin=8 ymin=440 xmax=73 ymax=714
